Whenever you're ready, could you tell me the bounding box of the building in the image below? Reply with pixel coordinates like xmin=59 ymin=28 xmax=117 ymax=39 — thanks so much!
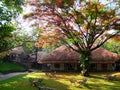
xmin=38 ymin=45 xmax=120 ymax=72
xmin=9 ymin=47 xmax=47 ymax=69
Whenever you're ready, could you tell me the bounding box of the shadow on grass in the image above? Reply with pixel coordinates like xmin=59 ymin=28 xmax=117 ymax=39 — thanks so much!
xmin=89 ymin=75 xmax=104 ymax=79
xmin=40 ymin=79 xmax=69 ymax=90
xmin=84 ymin=82 xmax=120 ymax=90
xmin=76 ymin=79 xmax=120 ymax=90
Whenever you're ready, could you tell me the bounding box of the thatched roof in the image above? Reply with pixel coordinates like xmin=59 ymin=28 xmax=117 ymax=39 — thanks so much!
xmin=9 ymin=48 xmax=48 ymax=63
xmin=23 ymin=51 xmax=48 ymax=62
xmin=38 ymin=45 xmax=79 ymax=64
xmin=37 ymin=51 xmax=48 ymax=61
xmin=38 ymin=45 xmax=120 ymax=64
xmin=91 ymin=47 xmax=120 ymax=63
xmin=10 ymin=47 xmax=24 ymax=55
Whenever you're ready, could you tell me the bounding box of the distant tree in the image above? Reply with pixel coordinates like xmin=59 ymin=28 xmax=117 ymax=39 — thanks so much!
xmin=24 ymin=0 xmax=120 ymax=76
xmin=103 ymin=40 xmax=120 ymax=55
xmin=12 ymin=28 xmax=36 ymax=54
xmin=0 ymin=0 xmax=24 ymax=53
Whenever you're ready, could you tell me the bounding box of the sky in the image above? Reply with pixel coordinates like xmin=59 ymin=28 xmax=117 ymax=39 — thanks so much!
xmin=16 ymin=4 xmax=36 ymax=36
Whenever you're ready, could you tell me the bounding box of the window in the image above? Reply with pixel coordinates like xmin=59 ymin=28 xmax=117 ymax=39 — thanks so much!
xmin=91 ymin=64 xmax=96 ymax=69
xmin=102 ymin=64 xmax=107 ymax=68
xmin=102 ymin=64 xmax=107 ymax=70
xmin=54 ymin=64 xmax=60 ymax=68
xmin=90 ymin=64 xmax=97 ymax=71
xmin=42 ymin=64 xmax=50 ymax=69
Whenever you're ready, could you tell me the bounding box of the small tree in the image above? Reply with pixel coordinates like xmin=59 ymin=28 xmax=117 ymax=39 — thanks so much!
xmin=24 ymin=0 xmax=120 ymax=76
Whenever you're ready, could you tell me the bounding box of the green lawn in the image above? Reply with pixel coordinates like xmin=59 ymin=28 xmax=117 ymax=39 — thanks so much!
xmin=0 ymin=72 xmax=3 ymax=75
xmin=0 ymin=72 xmax=120 ymax=90
xmin=0 ymin=74 xmax=37 ymax=90
xmin=0 ymin=62 xmax=26 ymax=73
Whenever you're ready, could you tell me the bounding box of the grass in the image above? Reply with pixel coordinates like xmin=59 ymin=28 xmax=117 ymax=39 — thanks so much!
xmin=0 ymin=74 xmax=37 ymax=90
xmin=0 ymin=61 xmax=26 ymax=73
xmin=0 ymin=72 xmax=3 ymax=75
xmin=0 ymin=72 xmax=120 ymax=90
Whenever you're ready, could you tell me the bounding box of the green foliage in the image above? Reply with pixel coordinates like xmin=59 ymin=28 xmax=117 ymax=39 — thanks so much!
xmin=23 ymin=13 xmax=32 ymax=19
xmin=0 ymin=0 xmax=24 ymax=53
xmin=0 ymin=62 xmax=26 ymax=73
xmin=103 ymin=40 xmax=120 ymax=55
xmin=2 ymin=0 xmax=24 ymax=13
xmin=0 ymin=24 xmax=16 ymax=52
xmin=11 ymin=27 xmax=39 ymax=54
xmin=0 ymin=51 xmax=9 ymax=60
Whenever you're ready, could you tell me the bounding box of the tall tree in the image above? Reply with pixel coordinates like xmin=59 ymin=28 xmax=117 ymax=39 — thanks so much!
xmin=24 ymin=0 xmax=120 ymax=76
xmin=0 ymin=0 xmax=24 ymax=53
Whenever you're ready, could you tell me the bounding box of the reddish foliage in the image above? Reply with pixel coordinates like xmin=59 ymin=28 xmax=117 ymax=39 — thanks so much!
xmin=57 ymin=0 xmax=63 ymax=7
xmin=24 ymin=0 xmax=120 ymax=50
xmin=112 ymin=36 xmax=120 ymax=41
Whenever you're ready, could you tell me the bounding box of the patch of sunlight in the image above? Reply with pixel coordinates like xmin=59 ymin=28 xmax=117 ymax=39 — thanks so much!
xmin=0 ymin=81 xmax=18 ymax=87
xmin=56 ymin=79 xmax=69 ymax=85
xmin=23 ymin=72 xmax=46 ymax=79
xmin=10 ymin=81 xmax=18 ymax=84
xmin=112 ymin=72 xmax=120 ymax=78
xmin=0 ymin=83 xmax=11 ymax=87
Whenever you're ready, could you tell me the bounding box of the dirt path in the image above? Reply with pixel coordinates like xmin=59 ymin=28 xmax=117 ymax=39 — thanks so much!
xmin=0 ymin=71 xmax=29 ymax=81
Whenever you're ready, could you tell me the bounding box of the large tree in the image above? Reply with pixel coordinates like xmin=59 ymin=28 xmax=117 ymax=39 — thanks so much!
xmin=0 ymin=0 xmax=24 ymax=53
xmin=24 ymin=0 xmax=120 ymax=76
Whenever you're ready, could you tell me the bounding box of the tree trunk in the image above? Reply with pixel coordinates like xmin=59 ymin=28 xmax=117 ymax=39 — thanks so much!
xmin=80 ymin=52 xmax=91 ymax=76
xmin=35 ymin=47 xmax=38 ymax=62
